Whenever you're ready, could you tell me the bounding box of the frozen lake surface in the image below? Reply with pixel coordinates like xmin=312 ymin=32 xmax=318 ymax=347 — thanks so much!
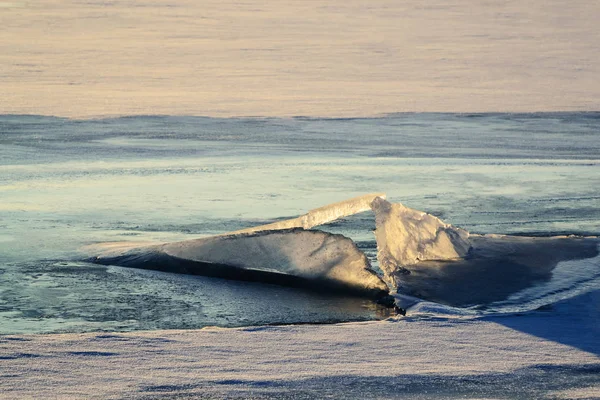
xmin=1 ymin=113 xmax=599 ymax=334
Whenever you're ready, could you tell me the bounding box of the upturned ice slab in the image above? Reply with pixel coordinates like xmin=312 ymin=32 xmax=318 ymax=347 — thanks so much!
xmin=90 ymin=228 xmax=389 ymax=298
xmin=371 ymin=197 xmax=471 ymax=285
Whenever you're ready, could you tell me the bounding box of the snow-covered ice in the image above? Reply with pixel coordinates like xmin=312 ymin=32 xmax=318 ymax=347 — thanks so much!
xmin=1 ymin=1 xmax=599 ymax=117
xmin=1 ymin=290 xmax=599 ymax=399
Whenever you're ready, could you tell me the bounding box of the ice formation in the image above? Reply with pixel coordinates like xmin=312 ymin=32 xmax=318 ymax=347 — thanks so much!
xmin=87 ymin=193 xmax=483 ymax=297
xmin=395 ymin=234 xmax=600 ymax=308
xmin=86 ymin=193 xmax=600 ymax=308
xmin=370 ymin=197 xmax=471 ymax=285
xmin=228 ymin=193 xmax=386 ymax=235
xmin=91 ymin=229 xmax=389 ymax=298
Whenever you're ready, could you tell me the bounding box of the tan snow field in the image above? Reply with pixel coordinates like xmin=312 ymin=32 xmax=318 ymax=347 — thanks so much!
xmin=1 ymin=0 xmax=599 ymax=118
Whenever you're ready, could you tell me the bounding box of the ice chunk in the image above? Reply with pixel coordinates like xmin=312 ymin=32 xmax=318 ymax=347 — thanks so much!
xmin=87 ymin=194 xmax=391 ymax=298
xmin=370 ymin=197 xmax=471 ymax=285
xmin=228 ymin=193 xmax=386 ymax=235
xmin=90 ymin=228 xmax=389 ymax=298
xmin=388 ymin=234 xmax=600 ymax=308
